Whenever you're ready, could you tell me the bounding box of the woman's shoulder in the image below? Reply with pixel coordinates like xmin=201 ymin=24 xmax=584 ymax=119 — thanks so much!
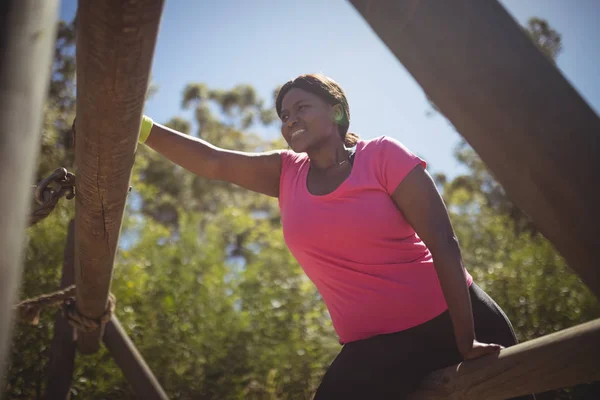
xmin=356 ymin=135 xmax=426 ymax=192
xmin=356 ymin=135 xmax=408 ymax=156
xmin=356 ymin=135 xmax=424 ymax=168
xmin=358 ymin=135 xmax=405 ymax=147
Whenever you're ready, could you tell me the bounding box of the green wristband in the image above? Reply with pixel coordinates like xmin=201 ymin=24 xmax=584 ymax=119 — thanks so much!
xmin=139 ymin=115 xmax=154 ymax=144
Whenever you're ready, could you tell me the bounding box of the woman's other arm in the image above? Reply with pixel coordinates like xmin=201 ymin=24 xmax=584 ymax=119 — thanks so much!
xmin=390 ymin=165 xmax=503 ymax=360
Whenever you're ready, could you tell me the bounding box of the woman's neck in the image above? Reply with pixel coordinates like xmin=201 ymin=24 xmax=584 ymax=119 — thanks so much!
xmin=307 ymin=137 xmax=349 ymax=173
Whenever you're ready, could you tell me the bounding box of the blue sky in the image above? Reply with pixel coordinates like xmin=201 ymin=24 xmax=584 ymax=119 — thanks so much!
xmin=59 ymin=0 xmax=599 ymax=179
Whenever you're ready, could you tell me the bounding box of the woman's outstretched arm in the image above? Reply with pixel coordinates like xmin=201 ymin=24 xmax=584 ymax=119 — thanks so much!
xmin=144 ymin=121 xmax=283 ymax=197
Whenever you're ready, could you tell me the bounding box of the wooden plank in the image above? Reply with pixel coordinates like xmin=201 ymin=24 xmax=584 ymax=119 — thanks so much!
xmin=407 ymin=319 xmax=600 ymax=399
xmin=43 ymin=220 xmax=77 ymax=400
xmin=103 ymin=316 xmax=170 ymax=400
xmin=348 ymin=0 xmax=600 ymax=297
xmin=0 ymin=0 xmax=59 ymax=383
xmin=74 ymin=0 xmax=164 ymax=353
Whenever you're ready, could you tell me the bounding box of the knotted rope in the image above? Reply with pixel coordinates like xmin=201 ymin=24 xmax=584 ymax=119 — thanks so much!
xmin=14 ymin=285 xmax=116 ymax=332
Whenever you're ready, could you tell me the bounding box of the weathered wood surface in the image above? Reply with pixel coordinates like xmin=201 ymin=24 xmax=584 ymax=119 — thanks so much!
xmin=74 ymin=0 xmax=164 ymax=353
xmin=43 ymin=220 xmax=76 ymax=400
xmin=104 ymin=316 xmax=170 ymax=400
xmin=0 ymin=0 xmax=59 ymax=383
xmin=348 ymin=0 xmax=600 ymax=298
xmin=407 ymin=318 xmax=600 ymax=399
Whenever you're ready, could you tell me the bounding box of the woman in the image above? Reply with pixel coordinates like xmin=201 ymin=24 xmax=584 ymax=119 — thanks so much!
xmin=139 ymin=73 xmax=532 ymax=399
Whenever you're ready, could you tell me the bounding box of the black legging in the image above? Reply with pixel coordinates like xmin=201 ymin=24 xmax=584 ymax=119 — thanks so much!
xmin=314 ymin=283 xmax=535 ymax=400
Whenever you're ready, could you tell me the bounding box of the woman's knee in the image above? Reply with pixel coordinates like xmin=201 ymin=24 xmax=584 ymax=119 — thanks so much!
xmin=470 ymin=283 xmax=519 ymax=347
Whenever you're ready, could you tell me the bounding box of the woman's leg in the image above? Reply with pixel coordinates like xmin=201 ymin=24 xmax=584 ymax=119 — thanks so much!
xmin=313 ymin=312 xmax=460 ymax=400
xmin=469 ymin=282 xmax=537 ymax=400
xmin=314 ymin=283 xmax=535 ymax=399
xmin=313 ymin=338 xmax=423 ymax=399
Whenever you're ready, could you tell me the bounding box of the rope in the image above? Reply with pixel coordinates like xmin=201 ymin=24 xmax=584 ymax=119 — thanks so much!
xmin=14 ymin=285 xmax=116 ymax=332
xmin=29 ymin=167 xmax=76 ymax=226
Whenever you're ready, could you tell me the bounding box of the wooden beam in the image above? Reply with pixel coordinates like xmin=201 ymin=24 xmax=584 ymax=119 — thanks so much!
xmin=0 ymin=0 xmax=59 ymax=383
xmin=407 ymin=319 xmax=600 ymax=399
xmin=74 ymin=0 xmax=164 ymax=353
xmin=348 ymin=0 xmax=600 ymax=297
xmin=43 ymin=220 xmax=77 ymax=400
xmin=103 ymin=316 xmax=170 ymax=400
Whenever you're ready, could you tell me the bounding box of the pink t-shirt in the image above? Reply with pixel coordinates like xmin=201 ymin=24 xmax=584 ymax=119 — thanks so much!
xmin=278 ymin=136 xmax=473 ymax=344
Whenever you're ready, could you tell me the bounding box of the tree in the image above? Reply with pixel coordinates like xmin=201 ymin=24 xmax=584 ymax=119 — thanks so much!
xmin=6 ymin=14 xmax=598 ymax=400
xmin=525 ymin=18 xmax=563 ymax=62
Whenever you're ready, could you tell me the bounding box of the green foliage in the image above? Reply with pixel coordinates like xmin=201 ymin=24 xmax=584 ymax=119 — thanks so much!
xmin=526 ymin=17 xmax=563 ymax=62
xmin=4 ymin=15 xmax=598 ymax=400
xmin=446 ymin=185 xmax=600 ymax=342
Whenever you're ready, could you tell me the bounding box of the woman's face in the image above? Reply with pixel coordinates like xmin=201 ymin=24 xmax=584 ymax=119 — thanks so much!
xmin=280 ymin=88 xmax=338 ymax=153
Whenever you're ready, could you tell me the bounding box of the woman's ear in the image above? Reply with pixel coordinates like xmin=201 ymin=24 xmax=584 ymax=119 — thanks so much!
xmin=332 ymin=104 xmax=344 ymax=124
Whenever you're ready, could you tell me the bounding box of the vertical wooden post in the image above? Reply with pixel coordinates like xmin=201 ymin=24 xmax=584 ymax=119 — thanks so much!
xmin=348 ymin=0 xmax=600 ymax=298
xmin=0 ymin=0 xmax=59 ymax=383
xmin=43 ymin=220 xmax=77 ymax=400
xmin=74 ymin=0 xmax=164 ymax=354
xmin=103 ymin=316 xmax=170 ymax=400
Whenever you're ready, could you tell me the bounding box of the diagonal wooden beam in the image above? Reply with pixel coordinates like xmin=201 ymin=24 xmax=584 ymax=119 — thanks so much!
xmin=74 ymin=0 xmax=164 ymax=353
xmin=103 ymin=316 xmax=170 ymax=400
xmin=407 ymin=318 xmax=600 ymax=399
xmin=0 ymin=0 xmax=59 ymax=384
xmin=348 ymin=0 xmax=600 ymax=297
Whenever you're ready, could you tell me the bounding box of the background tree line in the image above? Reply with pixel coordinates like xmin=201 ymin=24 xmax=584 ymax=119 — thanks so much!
xmin=3 ymin=16 xmax=599 ymax=400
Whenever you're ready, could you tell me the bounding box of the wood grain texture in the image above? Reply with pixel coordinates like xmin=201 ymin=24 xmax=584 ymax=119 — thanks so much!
xmin=407 ymin=319 xmax=600 ymax=399
xmin=74 ymin=0 xmax=164 ymax=353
